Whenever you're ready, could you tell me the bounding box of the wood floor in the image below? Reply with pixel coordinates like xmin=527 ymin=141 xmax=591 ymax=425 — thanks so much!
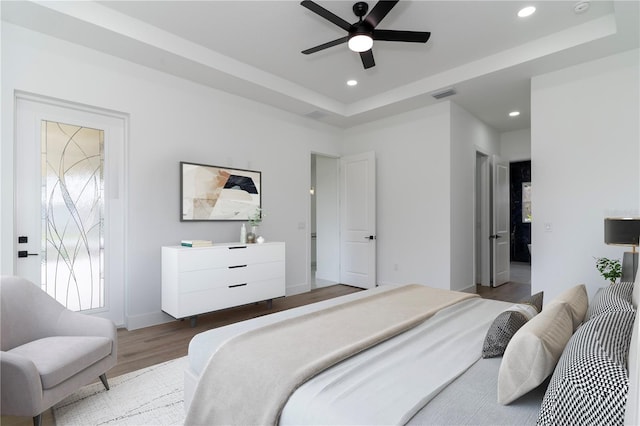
xmin=111 ymin=284 xmax=363 ymax=378
xmin=2 ymin=281 xmax=529 ymax=426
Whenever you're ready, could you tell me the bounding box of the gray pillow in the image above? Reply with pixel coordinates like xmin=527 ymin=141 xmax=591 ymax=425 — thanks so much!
xmin=481 ymin=291 xmax=544 ymax=359
xmin=537 ymin=310 xmax=635 ymax=425
xmin=585 ymin=281 xmax=634 ymax=321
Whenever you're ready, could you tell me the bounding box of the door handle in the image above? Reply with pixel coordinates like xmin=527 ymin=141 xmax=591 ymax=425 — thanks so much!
xmin=18 ymin=251 xmax=39 ymax=258
xmin=489 ymin=234 xmax=502 ymax=239
xmin=363 ymin=235 xmax=376 ymax=240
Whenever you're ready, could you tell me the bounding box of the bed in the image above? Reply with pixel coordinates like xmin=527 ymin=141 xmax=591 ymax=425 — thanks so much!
xmin=183 ymin=280 xmax=639 ymax=425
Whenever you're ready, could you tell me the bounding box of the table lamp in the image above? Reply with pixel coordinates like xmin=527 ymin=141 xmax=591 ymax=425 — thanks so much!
xmin=604 ymin=217 xmax=640 ymax=282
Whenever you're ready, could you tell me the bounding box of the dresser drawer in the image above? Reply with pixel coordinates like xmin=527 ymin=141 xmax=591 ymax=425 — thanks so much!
xmin=177 ymin=243 xmax=285 ymax=271
xmin=176 ymin=278 xmax=285 ymax=317
xmin=178 ymin=261 xmax=285 ymax=293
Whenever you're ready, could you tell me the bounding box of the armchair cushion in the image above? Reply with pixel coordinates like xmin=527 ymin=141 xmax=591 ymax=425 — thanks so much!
xmin=9 ymin=336 xmax=113 ymax=389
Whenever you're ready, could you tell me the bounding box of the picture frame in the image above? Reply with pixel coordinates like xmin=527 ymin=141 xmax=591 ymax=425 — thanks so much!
xmin=180 ymin=161 xmax=261 ymax=221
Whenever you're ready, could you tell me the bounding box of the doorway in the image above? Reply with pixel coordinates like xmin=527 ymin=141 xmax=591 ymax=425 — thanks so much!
xmin=15 ymin=94 xmax=127 ymax=326
xmin=474 ymin=152 xmax=511 ymax=288
xmin=475 ymin=152 xmax=533 ymax=292
xmin=310 ymin=154 xmax=339 ymax=288
xmin=510 ymin=161 xmax=532 ymax=263
xmin=509 ymin=160 xmax=532 ymax=285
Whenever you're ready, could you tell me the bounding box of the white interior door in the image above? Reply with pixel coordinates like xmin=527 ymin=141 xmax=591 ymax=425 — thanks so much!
xmin=15 ymin=94 xmax=126 ymax=326
xmin=492 ymin=156 xmax=510 ymax=287
xmin=340 ymin=151 xmax=376 ymax=289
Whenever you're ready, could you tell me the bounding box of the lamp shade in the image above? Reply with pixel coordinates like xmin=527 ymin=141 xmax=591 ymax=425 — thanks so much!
xmin=604 ymin=217 xmax=640 ymax=246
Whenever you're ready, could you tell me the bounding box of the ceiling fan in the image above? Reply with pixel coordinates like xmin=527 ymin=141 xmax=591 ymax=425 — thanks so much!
xmin=300 ymin=0 xmax=431 ymax=69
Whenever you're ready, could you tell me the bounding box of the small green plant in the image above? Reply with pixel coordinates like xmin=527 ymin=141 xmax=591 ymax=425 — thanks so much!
xmin=247 ymin=208 xmax=263 ymax=227
xmin=594 ymin=257 xmax=622 ymax=285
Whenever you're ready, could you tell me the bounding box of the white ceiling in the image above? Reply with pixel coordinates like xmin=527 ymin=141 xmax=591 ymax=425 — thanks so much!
xmin=2 ymin=0 xmax=639 ymax=131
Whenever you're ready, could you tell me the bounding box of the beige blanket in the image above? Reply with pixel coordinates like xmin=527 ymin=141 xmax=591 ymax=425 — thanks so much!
xmin=185 ymin=284 xmax=477 ymax=426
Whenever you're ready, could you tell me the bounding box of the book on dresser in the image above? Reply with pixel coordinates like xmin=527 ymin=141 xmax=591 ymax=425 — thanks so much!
xmin=161 ymin=242 xmax=286 ymax=326
xmin=181 ymin=239 xmax=213 ymax=247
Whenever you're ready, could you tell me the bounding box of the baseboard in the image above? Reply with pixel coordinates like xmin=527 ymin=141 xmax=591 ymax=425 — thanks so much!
xmin=125 ymin=311 xmax=174 ymax=331
xmin=458 ymin=284 xmax=478 ymax=294
xmin=286 ymin=282 xmax=310 ymax=296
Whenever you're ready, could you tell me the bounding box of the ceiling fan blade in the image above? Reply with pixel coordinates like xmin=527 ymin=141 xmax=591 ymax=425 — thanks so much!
xmin=373 ymin=29 xmax=431 ymax=43
xmin=364 ymin=0 xmax=399 ymax=28
xmin=360 ymin=49 xmax=375 ymax=69
xmin=302 ymin=36 xmax=349 ymax=54
xmin=301 ymin=0 xmax=352 ymax=31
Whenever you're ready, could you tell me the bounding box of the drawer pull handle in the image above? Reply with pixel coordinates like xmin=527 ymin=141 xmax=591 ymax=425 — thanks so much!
xmin=229 ymin=283 xmax=248 ymax=289
xmin=229 ymin=246 xmax=247 ymax=250
xmin=228 ymin=264 xmax=247 ymax=269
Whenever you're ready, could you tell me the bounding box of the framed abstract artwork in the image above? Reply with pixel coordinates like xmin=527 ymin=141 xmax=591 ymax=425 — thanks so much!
xmin=180 ymin=161 xmax=261 ymax=221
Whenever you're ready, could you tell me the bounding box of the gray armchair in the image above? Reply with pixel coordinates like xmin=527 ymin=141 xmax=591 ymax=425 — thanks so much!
xmin=0 ymin=275 xmax=117 ymax=426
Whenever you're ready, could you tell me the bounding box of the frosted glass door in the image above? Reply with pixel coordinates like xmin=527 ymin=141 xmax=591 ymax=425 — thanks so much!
xmin=16 ymin=95 xmax=126 ymax=325
xmin=41 ymin=121 xmax=105 ymax=311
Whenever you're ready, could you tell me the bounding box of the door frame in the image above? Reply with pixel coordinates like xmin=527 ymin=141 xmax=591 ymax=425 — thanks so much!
xmin=311 ymin=154 xmax=340 ymax=289
xmin=13 ymin=91 xmax=129 ymax=326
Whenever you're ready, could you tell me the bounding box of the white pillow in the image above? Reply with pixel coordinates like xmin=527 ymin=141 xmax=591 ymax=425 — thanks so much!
xmin=547 ymin=284 xmax=588 ymax=331
xmin=497 ymin=302 xmax=574 ymax=405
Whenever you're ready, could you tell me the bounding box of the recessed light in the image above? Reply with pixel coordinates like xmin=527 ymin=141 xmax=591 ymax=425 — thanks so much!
xmin=517 ymin=6 xmax=536 ymax=18
xmin=509 ymin=111 xmax=521 ymax=117
xmin=574 ymin=1 xmax=590 ymax=14
xmin=347 ymin=80 xmax=358 ymax=86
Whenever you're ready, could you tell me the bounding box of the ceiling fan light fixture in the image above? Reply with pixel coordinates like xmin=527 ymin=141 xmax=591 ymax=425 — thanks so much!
xmin=348 ymin=34 xmax=373 ymax=52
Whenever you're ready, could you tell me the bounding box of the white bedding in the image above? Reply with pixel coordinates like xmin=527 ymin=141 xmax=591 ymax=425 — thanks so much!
xmin=185 ymin=284 xmax=476 ymax=425
xmin=185 ymin=285 xmax=406 ymax=408
xmin=185 ymin=285 xmax=513 ymax=424
xmin=280 ymin=297 xmax=513 ymax=425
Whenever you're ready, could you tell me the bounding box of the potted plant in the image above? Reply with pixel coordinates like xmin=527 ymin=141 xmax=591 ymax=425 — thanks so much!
xmin=594 ymin=257 xmax=622 ymax=285
xmin=246 ymin=208 xmax=263 ymax=243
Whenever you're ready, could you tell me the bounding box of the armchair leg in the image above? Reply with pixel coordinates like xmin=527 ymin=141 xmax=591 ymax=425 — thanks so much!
xmin=33 ymin=414 xmax=42 ymax=426
xmin=99 ymin=373 xmax=110 ymax=390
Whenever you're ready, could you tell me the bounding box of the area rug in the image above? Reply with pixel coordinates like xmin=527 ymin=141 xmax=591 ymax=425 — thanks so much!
xmin=53 ymin=357 xmax=187 ymax=425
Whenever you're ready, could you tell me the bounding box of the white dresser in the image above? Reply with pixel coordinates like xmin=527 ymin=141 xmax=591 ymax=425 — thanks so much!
xmin=161 ymin=242 xmax=285 ymax=324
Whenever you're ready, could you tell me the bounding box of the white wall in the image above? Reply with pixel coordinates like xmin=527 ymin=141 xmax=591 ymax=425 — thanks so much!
xmin=341 ymin=104 xmax=452 ymax=289
xmin=531 ymin=49 xmax=640 ymax=302
xmin=1 ymin=24 xmax=342 ymax=328
xmin=340 ymin=101 xmax=499 ymax=291
xmin=500 ymin=129 xmax=531 ymax=162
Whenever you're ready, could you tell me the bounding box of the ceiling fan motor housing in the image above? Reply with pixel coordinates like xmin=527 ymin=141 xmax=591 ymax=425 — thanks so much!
xmin=353 ymin=2 xmax=369 ymax=18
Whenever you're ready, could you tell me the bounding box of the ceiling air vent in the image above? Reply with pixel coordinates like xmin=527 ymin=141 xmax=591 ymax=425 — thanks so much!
xmin=431 ymin=87 xmax=457 ymax=100
xmin=304 ymin=110 xmax=327 ymax=119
